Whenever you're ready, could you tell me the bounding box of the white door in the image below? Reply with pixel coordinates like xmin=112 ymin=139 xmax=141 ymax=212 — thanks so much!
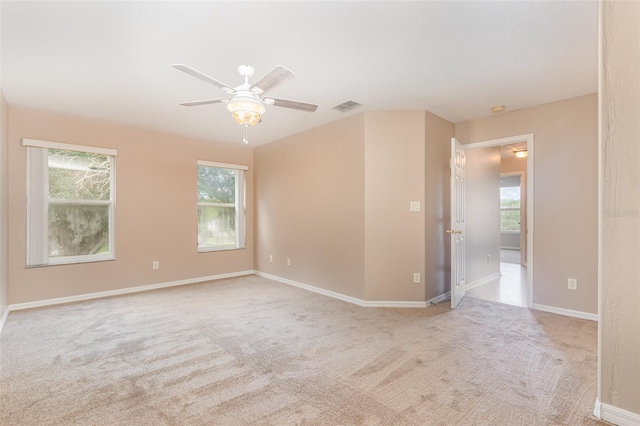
xmin=450 ymin=138 xmax=466 ymax=308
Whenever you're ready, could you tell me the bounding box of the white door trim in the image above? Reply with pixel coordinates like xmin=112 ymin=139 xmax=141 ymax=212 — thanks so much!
xmin=462 ymin=133 xmax=534 ymax=309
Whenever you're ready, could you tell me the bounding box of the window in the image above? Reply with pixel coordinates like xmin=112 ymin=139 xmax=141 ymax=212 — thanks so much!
xmin=197 ymin=160 xmax=247 ymax=252
xmin=500 ymin=185 xmax=521 ymax=232
xmin=24 ymin=139 xmax=116 ymax=266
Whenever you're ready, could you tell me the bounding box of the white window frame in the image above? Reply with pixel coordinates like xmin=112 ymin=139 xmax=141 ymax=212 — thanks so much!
xmin=197 ymin=160 xmax=247 ymax=252
xmin=24 ymin=138 xmax=117 ymax=266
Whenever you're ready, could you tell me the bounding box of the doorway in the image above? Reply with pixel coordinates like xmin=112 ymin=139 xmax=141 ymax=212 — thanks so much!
xmin=466 ymin=170 xmax=527 ymax=307
xmin=451 ymin=134 xmax=534 ymax=309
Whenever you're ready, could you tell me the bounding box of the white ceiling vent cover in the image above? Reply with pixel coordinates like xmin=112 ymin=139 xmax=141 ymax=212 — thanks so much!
xmin=332 ymin=100 xmax=362 ymax=113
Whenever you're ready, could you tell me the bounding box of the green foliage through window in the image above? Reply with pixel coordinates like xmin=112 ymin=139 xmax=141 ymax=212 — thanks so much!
xmin=47 ymin=148 xmax=112 ymax=258
xmin=49 ymin=205 xmax=109 ymax=257
xmin=49 ymin=149 xmax=110 ymax=200
xmin=500 ymin=186 xmax=521 ymax=232
xmin=197 ymin=165 xmax=238 ymax=248
xmin=197 ymin=166 xmax=235 ymax=203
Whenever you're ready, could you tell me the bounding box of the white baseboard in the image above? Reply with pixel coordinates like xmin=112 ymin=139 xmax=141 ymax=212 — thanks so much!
xmin=533 ymin=303 xmax=598 ymax=321
xmin=7 ymin=270 xmax=255 ymax=313
xmin=428 ymin=291 xmax=451 ymax=305
xmin=594 ymin=399 xmax=601 ymax=419
xmin=594 ymin=399 xmax=640 ymax=426
xmin=361 ymin=300 xmax=427 ymax=308
xmin=1 ymin=270 xmax=449 ymax=334
xmin=254 ymin=271 xmax=368 ymax=306
xmin=254 ymin=270 xmax=449 ymax=309
xmin=465 ymin=272 xmax=501 ymax=292
xmin=0 ymin=306 xmax=9 ymax=333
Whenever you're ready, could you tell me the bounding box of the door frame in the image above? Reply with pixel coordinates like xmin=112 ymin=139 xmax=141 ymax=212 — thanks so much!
xmin=462 ymin=133 xmax=534 ymax=309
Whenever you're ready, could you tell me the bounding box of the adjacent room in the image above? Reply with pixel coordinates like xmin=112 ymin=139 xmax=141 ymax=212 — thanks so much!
xmin=465 ymin=142 xmax=529 ymax=308
xmin=1 ymin=1 xmax=638 ymax=425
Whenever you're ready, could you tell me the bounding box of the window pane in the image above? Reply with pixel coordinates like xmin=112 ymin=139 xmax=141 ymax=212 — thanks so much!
xmin=198 ymin=206 xmax=236 ymax=248
xmin=49 ymin=204 xmax=110 ymax=257
xmin=197 ymin=166 xmax=235 ymax=203
xmin=500 ymin=186 xmax=520 ymax=209
xmin=500 ymin=210 xmax=521 ymax=232
xmin=49 ymin=149 xmax=110 ymax=201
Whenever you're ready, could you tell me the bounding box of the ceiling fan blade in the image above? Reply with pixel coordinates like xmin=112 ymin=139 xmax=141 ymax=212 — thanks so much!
xmin=173 ymin=64 xmax=235 ymax=93
xmin=265 ymin=97 xmax=318 ymax=113
xmin=250 ymin=66 xmax=294 ymax=94
xmin=179 ymin=98 xmax=228 ymax=107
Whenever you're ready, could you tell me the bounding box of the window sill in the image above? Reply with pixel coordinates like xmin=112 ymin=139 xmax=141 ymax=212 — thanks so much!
xmin=198 ymin=246 xmax=246 ymax=253
xmin=26 ymin=256 xmax=115 ymax=268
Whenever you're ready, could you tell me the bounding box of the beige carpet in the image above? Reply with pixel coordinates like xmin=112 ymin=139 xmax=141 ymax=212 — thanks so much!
xmin=1 ymin=275 xmax=603 ymax=425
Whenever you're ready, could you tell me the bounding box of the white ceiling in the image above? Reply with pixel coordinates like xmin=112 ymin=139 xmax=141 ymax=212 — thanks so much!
xmin=1 ymin=1 xmax=598 ymax=146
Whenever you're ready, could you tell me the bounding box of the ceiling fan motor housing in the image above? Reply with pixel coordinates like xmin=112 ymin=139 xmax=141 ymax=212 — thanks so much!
xmin=238 ymin=65 xmax=255 ymax=78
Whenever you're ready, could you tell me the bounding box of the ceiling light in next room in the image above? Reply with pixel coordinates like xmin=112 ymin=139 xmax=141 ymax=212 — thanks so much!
xmin=491 ymin=105 xmax=506 ymax=114
xmin=514 ymin=149 xmax=528 ymax=158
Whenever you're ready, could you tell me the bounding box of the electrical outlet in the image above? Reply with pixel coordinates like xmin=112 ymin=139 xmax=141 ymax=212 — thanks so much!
xmin=413 ymin=273 xmax=421 ymax=283
xmin=269 ymin=255 xmax=273 ymax=263
xmin=410 ymin=201 xmax=421 ymax=212
xmin=568 ymin=278 xmax=577 ymax=290
xmin=287 ymin=258 xmax=291 ymax=266
xmin=152 ymin=261 xmax=159 ymax=270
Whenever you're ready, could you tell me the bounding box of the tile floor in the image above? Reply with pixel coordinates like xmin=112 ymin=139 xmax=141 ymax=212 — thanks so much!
xmin=466 ymin=260 xmax=528 ymax=308
xmin=500 ymin=248 xmax=521 ymax=264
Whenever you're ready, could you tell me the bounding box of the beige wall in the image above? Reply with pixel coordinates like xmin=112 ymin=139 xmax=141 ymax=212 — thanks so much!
xmin=424 ymin=112 xmax=454 ymax=300
xmin=7 ymin=106 xmax=254 ymax=304
xmin=364 ymin=112 xmax=426 ymax=301
xmin=254 ymin=115 xmax=366 ymax=299
xmin=465 ymin=146 xmax=501 ymax=284
xmin=599 ymin=0 xmax=640 ymax=415
xmin=456 ymin=94 xmax=598 ymax=314
xmin=500 ymin=156 xmax=527 ymax=175
xmin=254 ymin=111 xmax=454 ymax=303
xmin=0 ymin=93 xmax=8 ymax=318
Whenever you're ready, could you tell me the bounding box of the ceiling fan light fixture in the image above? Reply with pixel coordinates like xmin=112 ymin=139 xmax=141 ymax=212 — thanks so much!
xmin=231 ymin=109 xmax=262 ymax=126
xmin=226 ymin=98 xmax=266 ymax=126
xmin=175 ymin=64 xmax=317 ymax=139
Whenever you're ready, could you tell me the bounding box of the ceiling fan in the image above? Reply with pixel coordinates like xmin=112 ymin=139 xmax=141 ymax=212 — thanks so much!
xmin=173 ymin=64 xmax=318 ymax=143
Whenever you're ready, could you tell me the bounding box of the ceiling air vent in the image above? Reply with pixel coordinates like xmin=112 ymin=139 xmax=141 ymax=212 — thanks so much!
xmin=332 ymin=100 xmax=362 ymax=113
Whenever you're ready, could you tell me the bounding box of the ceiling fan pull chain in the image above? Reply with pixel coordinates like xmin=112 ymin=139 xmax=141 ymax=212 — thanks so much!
xmin=243 ymin=124 xmax=249 ymax=144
